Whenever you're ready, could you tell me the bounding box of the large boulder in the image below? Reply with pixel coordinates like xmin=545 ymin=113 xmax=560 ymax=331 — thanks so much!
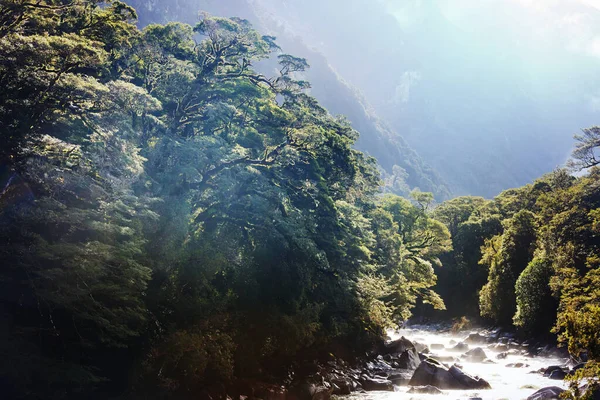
xmin=463 ymin=347 xmax=487 ymax=362
xmin=543 ymin=366 xmax=566 ymax=378
xmin=408 ymin=359 xmax=491 ymax=390
xmin=464 ymin=333 xmax=488 ymax=345
xmin=526 ymin=386 xmax=565 ymax=400
xmin=360 ymin=376 xmax=394 ymax=391
xmin=397 ymin=348 xmax=421 ymax=370
xmin=384 ymin=336 xmax=415 ymax=355
xmin=549 ymin=369 xmax=566 ymax=380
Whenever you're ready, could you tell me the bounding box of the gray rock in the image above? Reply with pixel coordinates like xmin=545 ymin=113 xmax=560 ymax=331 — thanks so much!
xmin=464 ymin=333 xmax=488 ymax=345
xmin=448 ymin=364 xmax=491 ymax=390
xmin=449 ymin=342 xmax=469 ymax=352
xmin=384 ymin=336 xmax=415 ymax=355
xmin=408 ymin=359 xmax=491 ymax=390
xmin=549 ymin=369 xmax=566 ymax=380
xmin=543 ymin=366 xmax=565 ymax=377
xmin=463 ymin=347 xmax=487 ymax=362
xmin=430 ymin=343 xmax=445 ymax=350
xmin=360 ymin=377 xmax=394 ymax=392
xmin=526 ymin=386 xmax=565 ymax=400
xmin=414 ymin=341 xmax=428 ymax=352
xmin=494 ymin=343 xmax=509 ymax=352
xmin=408 ymin=385 xmax=443 ymax=394
xmin=507 ymin=362 xmax=529 ymax=368
xmin=330 ymin=378 xmax=352 ymax=395
xmin=365 ymin=359 xmax=393 ymax=373
xmin=397 ymin=348 xmax=421 ymax=370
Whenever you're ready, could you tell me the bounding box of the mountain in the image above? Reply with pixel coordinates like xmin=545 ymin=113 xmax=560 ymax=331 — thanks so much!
xmin=126 ymin=0 xmax=452 ymax=200
xmin=243 ymin=0 xmax=600 ymax=197
xmin=128 ymin=0 xmax=600 ymax=198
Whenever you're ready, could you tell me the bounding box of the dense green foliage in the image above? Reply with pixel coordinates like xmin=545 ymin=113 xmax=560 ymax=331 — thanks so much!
xmin=478 ymin=209 xmax=537 ymax=325
xmin=1 ymin=1 xmax=599 ymax=399
xmin=0 ymin=2 xmax=448 ymax=398
xmin=432 ymin=168 xmax=600 ymax=395
xmin=513 ymin=257 xmax=556 ymax=335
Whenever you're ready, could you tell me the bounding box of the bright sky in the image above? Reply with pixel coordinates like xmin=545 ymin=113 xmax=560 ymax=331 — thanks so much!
xmin=386 ymin=0 xmax=600 ymax=59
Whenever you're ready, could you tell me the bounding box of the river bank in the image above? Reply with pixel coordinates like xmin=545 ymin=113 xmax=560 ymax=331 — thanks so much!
xmin=226 ymin=324 xmax=592 ymax=400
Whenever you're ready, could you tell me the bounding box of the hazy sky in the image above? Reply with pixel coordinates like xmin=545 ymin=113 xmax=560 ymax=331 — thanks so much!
xmin=388 ymin=0 xmax=600 ymax=59
xmin=385 ymin=0 xmax=600 ymax=112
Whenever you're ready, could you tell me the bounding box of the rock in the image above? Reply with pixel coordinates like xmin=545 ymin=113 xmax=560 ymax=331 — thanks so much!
xmin=413 ymin=341 xmax=429 ymax=353
xmin=384 ymin=336 xmax=415 ymax=355
xmin=464 ymin=333 xmax=488 ymax=345
xmin=430 ymin=355 xmax=458 ymax=363
xmin=360 ymin=376 xmax=394 ymax=392
xmin=449 ymin=339 xmax=457 ymax=345
xmin=543 ymin=366 xmax=565 ymax=377
xmin=449 ymin=342 xmax=469 ymax=352
xmin=448 ymin=364 xmax=492 ymax=390
xmin=507 ymin=363 xmax=529 ymax=368
xmin=330 ymin=378 xmax=352 ymax=395
xmin=397 ymin=348 xmax=421 ymax=370
xmin=569 ymin=362 xmax=586 ymax=376
xmin=365 ymin=359 xmax=393 ymax=373
xmin=288 ymin=383 xmax=332 ymax=400
xmin=549 ymin=369 xmax=566 ymax=380
xmin=430 ymin=343 xmax=445 ymax=350
xmin=482 ymin=358 xmax=496 ymax=364
xmin=408 ymin=359 xmax=491 ymax=390
xmin=494 ymin=343 xmax=509 ymax=352
xmin=526 ymin=386 xmax=565 ymax=400
xmin=497 ymin=352 xmax=508 ymax=359
xmin=388 ymin=370 xmax=413 ymax=385
xmin=407 ymin=385 xmax=443 ymax=394
xmin=463 ymin=347 xmax=487 ymax=362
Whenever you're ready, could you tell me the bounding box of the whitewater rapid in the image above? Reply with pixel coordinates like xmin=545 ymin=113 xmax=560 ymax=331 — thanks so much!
xmin=348 ymin=326 xmax=569 ymax=400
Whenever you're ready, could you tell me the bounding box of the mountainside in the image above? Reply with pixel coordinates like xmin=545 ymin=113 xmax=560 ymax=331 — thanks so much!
xmin=243 ymin=0 xmax=600 ymax=197
xmin=127 ymin=0 xmax=452 ymax=200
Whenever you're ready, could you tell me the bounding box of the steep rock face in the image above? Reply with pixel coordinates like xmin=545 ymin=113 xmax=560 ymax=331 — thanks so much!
xmin=125 ymin=0 xmax=451 ymax=200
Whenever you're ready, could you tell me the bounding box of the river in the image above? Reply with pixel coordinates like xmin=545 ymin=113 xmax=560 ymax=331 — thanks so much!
xmin=348 ymin=325 xmax=569 ymax=400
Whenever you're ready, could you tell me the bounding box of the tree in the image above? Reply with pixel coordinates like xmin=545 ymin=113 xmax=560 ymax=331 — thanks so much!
xmin=479 ymin=210 xmax=537 ymax=325
xmin=567 ymin=126 xmax=600 ymax=171
xmin=368 ymin=193 xmax=450 ymax=321
xmin=433 ymin=196 xmax=502 ymax=317
xmin=514 ymin=257 xmax=557 ymax=335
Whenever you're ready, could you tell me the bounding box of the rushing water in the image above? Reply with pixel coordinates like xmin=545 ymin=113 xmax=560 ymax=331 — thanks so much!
xmin=349 ymin=326 xmax=569 ymax=400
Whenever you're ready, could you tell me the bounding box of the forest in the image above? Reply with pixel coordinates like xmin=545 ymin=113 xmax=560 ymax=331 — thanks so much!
xmin=0 ymin=1 xmax=598 ymax=400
